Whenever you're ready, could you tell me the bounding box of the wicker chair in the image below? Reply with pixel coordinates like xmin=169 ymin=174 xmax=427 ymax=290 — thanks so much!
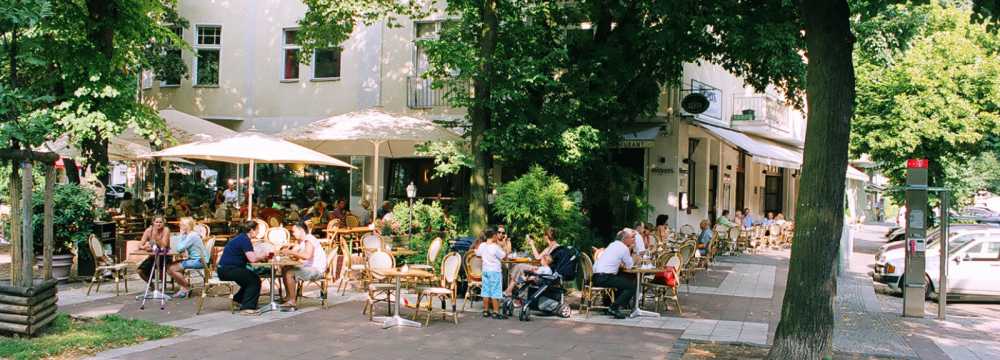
xmin=362 ymin=250 xmax=396 ymax=320
xmin=460 ymin=252 xmax=483 ymax=312
xmin=265 ymin=227 xmax=291 ymax=248
xmin=410 ymin=237 xmax=443 ymax=271
xmin=86 ymin=234 xmax=130 ymax=296
xmin=412 ymin=252 xmax=462 ymax=326
xmin=578 ymin=253 xmax=614 ymax=318
xmin=252 ymin=219 xmax=269 ymax=240
xmin=296 ymin=247 xmax=340 ymax=308
xmin=338 ymin=238 xmax=365 ymax=296
xmin=642 ymin=254 xmax=683 ymax=314
xmin=345 ymin=214 xmax=360 ymax=228
xmin=196 ymin=248 xmax=238 ymax=315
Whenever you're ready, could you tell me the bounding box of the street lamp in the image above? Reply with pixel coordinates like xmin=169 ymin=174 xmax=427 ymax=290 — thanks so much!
xmin=406 ymin=182 xmax=417 ymax=242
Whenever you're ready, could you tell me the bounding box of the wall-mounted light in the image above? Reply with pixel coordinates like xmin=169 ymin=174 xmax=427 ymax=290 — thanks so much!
xmin=726 ymin=165 xmax=732 ymax=170
xmin=682 ymin=158 xmax=690 ymax=164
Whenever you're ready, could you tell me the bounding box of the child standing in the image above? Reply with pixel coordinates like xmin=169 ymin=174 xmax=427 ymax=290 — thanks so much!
xmin=475 ymin=227 xmax=507 ymax=319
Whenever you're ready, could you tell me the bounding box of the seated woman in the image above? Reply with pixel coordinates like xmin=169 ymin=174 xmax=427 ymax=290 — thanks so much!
xmin=218 ymin=221 xmax=270 ymax=315
xmin=137 ymin=216 xmax=171 ymax=282
xmin=504 ymin=228 xmax=560 ymax=296
xmin=166 ymin=217 xmax=208 ymax=298
xmin=277 ymin=220 xmax=327 ymax=311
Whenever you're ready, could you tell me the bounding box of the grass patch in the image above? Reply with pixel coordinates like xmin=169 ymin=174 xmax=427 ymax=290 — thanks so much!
xmin=0 ymin=313 xmax=176 ymax=360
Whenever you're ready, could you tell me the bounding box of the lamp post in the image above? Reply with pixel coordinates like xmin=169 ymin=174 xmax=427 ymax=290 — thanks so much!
xmin=406 ymin=182 xmax=416 ymax=242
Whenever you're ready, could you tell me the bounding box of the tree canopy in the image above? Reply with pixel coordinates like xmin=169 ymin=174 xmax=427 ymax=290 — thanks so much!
xmin=851 ymin=2 xmax=1000 ymax=204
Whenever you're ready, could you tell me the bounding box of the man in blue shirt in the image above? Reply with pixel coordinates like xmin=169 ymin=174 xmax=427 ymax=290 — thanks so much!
xmin=218 ymin=221 xmax=269 ymax=314
xmin=697 ymin=220 xmax=713 ymax=256
xmin=742 ymin=208 xmax=755 ymax=229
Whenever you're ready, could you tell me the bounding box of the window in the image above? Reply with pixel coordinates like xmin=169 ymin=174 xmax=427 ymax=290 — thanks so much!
xmin=413 ymin=20 xmax=455 ymax=75
xmin=282 ymin=29 xmax=300 ymax=80
xmin=313 ymin=47 xmax=342 ymax=79
xmin=160 ymin=26 xmax=184 ymax=86
xmin=194 ymin=25 xmax=222 ymax=86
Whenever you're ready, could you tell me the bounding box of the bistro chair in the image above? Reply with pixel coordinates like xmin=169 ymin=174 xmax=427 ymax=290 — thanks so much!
xmin=677 ymin=243 xmax=696 ymax=291
xmin=266 ymin=227 xmax=291 ymax=247
xmin=362 ymin=249 xmax=396 ymax=320
xmin=338 ymin=238 xmax=366 ymax=296
xmin=345 ymin=214 xmax=361 ymax=228
xmin=361 ymin=233 xmax=383 ymax=253
xmin=767 ymin=224 xmax=782 ymax=249
xmin=592 ymin=247 xmax=605 ymax=261
xmin=267 ymin=216 xmax=281 ymax=228
xmin=643 ymin=255 xmax=683 ymax=314
xmin=410 ymin=237 xmax=443 ymax=271
xmin=578 ymin=253 xmax=614 ymax=318
xmin=460 ymin=252 xmax=483 ymax=313
xmin=195 ymin=223 xmax=211 ymax=239
xmin=196 ymin=248 xmax=238 ymax=315
xmin=413 ymin=252 xmax=462 ymax=326
xmin=296 ymin=247 xmax=341 ymax=308
xmin=184 ymin=236 xmax=217 ymax=290
xmin=252 ymin=219 xmax=269 ymax=240
xmin=679 ymin=224 xmax=696 ymax=237
xmin=86 ymin=234 xmax=130 ymax=296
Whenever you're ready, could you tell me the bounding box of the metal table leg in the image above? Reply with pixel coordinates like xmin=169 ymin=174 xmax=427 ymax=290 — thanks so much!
xmin=629 ymin=273 xmax=659 ymax=318
xmin=373 ymin=275 xmax=422 ymax=329
xmin=259 ymin=262 xmax=280 ymax=314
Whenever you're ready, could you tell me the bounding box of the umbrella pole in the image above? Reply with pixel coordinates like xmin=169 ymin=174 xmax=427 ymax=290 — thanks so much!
xmin=163 ymin=161 xmax=171 ymax=212
xmin=248 ymin=160 xmax=255 ymax=221
xmin=371 ymin=140 xmax=384 ymax=223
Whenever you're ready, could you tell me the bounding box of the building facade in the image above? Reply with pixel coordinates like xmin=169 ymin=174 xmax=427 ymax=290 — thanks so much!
xmin=143 ymin=0 xmax=826 ymax=230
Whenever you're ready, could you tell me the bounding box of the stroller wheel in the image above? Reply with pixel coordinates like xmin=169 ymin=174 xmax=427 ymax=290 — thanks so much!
xmin=519 ymin=307 xmax=531 ymax=321
xmin=559 ymin=304 xmax=572 ymax=318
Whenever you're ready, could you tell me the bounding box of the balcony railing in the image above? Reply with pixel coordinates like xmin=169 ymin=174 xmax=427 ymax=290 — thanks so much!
xmin=407 ymin=76 xmax=457 ymax=108
xmin=730 ymin=95 xmax=789 ymax=133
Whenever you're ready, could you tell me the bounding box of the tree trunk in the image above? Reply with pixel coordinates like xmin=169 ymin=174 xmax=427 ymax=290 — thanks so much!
xmin=9 ymin=163 xmax=22 ymax=284
xmin=18 ymin=162 xmax=34 ymax=287
xmin=43 ymin=166 xmax=55 ymax=280
xmin=767 ymin=1 xmax=855 ymax=359
xmin=468 ymin=0 xmax=499 ymax=237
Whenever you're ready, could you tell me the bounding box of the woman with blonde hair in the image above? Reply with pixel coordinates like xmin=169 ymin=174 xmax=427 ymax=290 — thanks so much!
xmin=167 ymin=217 xmax=207 ymax=298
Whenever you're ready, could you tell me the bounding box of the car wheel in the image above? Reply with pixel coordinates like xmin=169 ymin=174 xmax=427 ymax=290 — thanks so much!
xmin=924 ymin=274 xmax=934 ymax=300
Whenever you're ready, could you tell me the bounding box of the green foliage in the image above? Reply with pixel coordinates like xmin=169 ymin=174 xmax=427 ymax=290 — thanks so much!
xmin=492 ymin=166 xmax=587 ymax=250
xmin=852 ymin=3 xmax=1000 ymax=205
xmin=1 ymin=0 xmax=188 ymax=173
xmin=414 ymin=141 xmax=473 ymax=178
xmin=385 ymin=201 xmax=455 ymax=265
xmin=0 ymin=313 xmax=176 ymax=360
xmin=31 ymin=183 xmax=98 ymax=255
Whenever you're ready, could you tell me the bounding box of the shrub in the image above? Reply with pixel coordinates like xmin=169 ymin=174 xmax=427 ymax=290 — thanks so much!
xmin=493 ymin=165 xmax=588 ymax=250
xmin=31 ymin=183 xmax=99 ymax=255
xmin=386 ymin=201 xmax=455 ymax=266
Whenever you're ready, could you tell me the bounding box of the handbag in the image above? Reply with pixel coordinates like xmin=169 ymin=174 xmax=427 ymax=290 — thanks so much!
xmin=653 ymin=266 xmax=677 ymax=287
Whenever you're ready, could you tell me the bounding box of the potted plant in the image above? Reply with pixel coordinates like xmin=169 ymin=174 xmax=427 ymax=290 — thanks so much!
xmin=32 ymin=183 xmax=99 ymax=281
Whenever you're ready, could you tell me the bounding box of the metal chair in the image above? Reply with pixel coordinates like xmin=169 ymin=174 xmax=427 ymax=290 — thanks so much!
xmin=196 ymin=248 xmax=238 ymax=315
xmin=413 ymin=252 xmax=462 ymax=326
xmin=296 ymin=247 xmax=340 ymax=308
xmin=643 ymin=255 xmax=683 ymax=314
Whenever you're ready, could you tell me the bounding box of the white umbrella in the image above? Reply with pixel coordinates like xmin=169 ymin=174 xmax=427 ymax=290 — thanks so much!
xmin=144 ymin=130 xmax=355 ymax=220
xmin=119 ymin=107 xmax=238 ymax=145
xmin=280 ymin=108 xmax=462 ymax=220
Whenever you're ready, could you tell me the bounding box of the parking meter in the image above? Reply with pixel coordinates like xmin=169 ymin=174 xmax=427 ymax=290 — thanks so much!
xmin=903 ymin=159 xmax=928 ymax=317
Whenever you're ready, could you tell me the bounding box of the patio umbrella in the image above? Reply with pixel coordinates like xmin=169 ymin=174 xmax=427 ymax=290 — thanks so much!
xmin=144 ymin=130 xmax=355 ymax=220
xmin=280 ymin=108 xmax=462 ymax=221
xmin=119 ymin=107 xmax=238 ymax=145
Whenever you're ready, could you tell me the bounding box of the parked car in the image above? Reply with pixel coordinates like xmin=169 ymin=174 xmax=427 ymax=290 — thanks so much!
xmin=956 ymin=206 xmax=1000 ymax=224
xmin=872 ymin=225 xmax=1000 ymax=300
xmin=105 ymin=185 xmax=126 ymax=199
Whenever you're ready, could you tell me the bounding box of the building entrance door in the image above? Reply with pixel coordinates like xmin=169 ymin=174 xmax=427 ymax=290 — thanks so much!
xmin=764 ymin=169 xmax=784 ymax=215
xmin=709 ymin=165 xmax=719 ymax=226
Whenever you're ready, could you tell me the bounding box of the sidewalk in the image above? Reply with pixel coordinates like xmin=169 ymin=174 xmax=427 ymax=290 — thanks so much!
xmin=835 ymin=223 xmax=1000 ymax=360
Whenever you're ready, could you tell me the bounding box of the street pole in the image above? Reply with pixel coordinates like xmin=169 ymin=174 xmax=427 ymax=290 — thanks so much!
xmin=938 ymin=191 xmax=949 ymax=320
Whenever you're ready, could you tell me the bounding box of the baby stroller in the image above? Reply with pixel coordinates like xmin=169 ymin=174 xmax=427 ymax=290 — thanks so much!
xmin=501 ymin=246 xmax=579 ymax=321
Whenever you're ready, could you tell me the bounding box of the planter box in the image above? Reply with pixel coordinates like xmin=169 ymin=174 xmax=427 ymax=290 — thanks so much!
xmin=0 ymin=279 xmax=59 ymax=335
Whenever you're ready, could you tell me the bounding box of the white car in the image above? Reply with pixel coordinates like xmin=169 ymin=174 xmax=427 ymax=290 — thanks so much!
xmin=874 ymin=228 xmax=1000 ymax=300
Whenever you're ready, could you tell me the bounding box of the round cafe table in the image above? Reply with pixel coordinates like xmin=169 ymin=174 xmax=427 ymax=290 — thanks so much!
xmin=251 ymin=257 xmax=302 ymax=313
xmin=371 ymin=267 xmax=435 ymax=329
xmin=623 ymin=267 xmax=662 ymax=318
xmin=131 ymin=248 xmax=179 ymax=310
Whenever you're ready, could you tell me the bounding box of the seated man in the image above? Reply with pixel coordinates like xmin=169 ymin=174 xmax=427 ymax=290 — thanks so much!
xmin=717 ymin=210 xmax=734 ymax=230
xmin=591 ymin=228 xmax=638 ymax=319
xmin=217 ymin=221 xmax=270 ymax=315
xmin=697 ymin=220 xmax=713 ymax=256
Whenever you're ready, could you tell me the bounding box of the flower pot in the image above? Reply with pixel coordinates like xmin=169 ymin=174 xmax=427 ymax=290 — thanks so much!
xmin=36 ymin=254 xmax=74 ymax=282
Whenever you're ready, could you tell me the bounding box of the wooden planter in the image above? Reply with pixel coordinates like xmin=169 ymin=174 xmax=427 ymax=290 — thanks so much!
xmin=0 ymin=279 xmax=59 ymax=336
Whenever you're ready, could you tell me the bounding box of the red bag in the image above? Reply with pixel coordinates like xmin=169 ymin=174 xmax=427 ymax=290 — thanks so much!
xmin=653 ymin=266 xmax=677 ymax=287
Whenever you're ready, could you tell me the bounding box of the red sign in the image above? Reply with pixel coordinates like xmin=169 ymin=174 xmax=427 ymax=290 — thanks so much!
xmin=906 ymin=159 xmax=928 ymax=169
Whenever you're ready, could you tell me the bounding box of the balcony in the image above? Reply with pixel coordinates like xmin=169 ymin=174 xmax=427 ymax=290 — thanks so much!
xmin=730 ymin=95 xmax=804 ymax=145
xmin=407 ymin=76 xmax=458 ymax=109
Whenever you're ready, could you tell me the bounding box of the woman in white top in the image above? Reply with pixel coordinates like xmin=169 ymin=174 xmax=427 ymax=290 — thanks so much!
xmin=278 ymin=221 xmax=327 ymax=311
xmin=504 ymin=228 xmax=559 ymax=296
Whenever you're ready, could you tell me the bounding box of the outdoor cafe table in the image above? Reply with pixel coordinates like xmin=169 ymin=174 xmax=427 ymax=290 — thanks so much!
xmin=623 ymin=267 xmax=662 ymax=318
xmin=371 ymin=267 xmax=435 ymax=329
xmin=251 ymin=257 xmax=302 ymax=313
xmin=131 ymin=248 xmax=179 ymax=308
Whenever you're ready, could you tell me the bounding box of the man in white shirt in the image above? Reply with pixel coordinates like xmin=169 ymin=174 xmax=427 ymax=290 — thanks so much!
xmin=592 ymin=228 xmax=637 ymax=319
xmin=222 ymin=182 xmax=240 ymax=205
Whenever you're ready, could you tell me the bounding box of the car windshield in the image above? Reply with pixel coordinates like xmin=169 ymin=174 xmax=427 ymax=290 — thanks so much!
xmin=947 ymin=234 xmax=980 ymax=253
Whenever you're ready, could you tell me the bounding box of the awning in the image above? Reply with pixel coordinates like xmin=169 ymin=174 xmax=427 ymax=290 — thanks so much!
xmin=847 ymin=165 xmax=869 ymax=182
xmin=618 ymin=125 xmax=660 ymax=149
xmin=695 ymin=122 xmax=802 ymax=169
